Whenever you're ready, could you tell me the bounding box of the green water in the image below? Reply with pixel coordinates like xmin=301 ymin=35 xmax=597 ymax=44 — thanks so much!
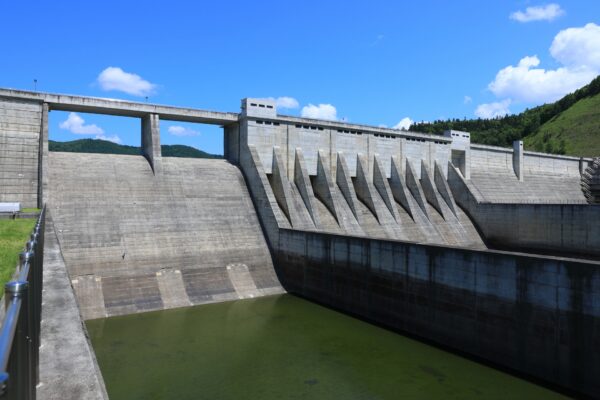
xmin=87 ymin=294 xmax=566 ymax=400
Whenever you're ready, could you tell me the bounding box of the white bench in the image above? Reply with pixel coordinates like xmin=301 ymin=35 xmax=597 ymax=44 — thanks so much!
xmin=0 ymin=203 xmax=21 ymax=213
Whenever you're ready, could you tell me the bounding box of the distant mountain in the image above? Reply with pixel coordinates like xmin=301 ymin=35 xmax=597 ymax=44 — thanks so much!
xmin=409 ymin=75 xmax=600 ymax=157
xmin=49 ymin=139 xmax=222 ymax=159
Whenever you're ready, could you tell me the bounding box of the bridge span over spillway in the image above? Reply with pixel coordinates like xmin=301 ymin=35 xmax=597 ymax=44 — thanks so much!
xmin=1 ymin=88 xmax=599 ymax=398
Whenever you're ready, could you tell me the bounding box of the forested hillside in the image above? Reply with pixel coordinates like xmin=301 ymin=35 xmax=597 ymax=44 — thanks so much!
xmin=410 ymin=75 xmax=600 ymax=157
xmin=49 ymin=139 xmax=222 ymax=159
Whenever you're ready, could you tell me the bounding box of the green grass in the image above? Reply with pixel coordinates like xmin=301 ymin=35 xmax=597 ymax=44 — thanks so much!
xmin=524 ymin=93 xmax=600 ymax=157
xmin=21 ymin=208 xmax=40 ymax=213
xmin=0 ymin=219 xmax=36 ymax=294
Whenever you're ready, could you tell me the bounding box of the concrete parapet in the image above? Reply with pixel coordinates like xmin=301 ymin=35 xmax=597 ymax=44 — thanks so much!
xmin=0 ymin=87 xmax=239 ymax=124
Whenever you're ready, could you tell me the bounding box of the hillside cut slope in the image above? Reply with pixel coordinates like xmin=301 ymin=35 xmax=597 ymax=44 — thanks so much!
xmin=410 ymin=75 xmax=600 ymax=158
xmin=524 ymin=93 xmax=600 ymax=157
xmin=48 ymin=152 xmax=283 ymax=319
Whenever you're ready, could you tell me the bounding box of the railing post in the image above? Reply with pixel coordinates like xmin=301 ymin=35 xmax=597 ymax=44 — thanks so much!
xmin=4 ymin=281 xmax=31 ymax=400
xmin=0 ymin=372 xmax=8 ymax=398
xmin=27 ymin=232 xmax=41 ymax=386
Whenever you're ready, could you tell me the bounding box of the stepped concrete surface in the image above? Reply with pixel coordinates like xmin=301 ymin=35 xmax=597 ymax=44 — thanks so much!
xmin=581 ymin=157 xmax=600 ymax=203
xmin=469 ymin=168 xmax=587 ymax=203
xmin=38 ymin=215 xmax=107 ymax=400
xmin=48 ymin=152 xmax=283 ymax=319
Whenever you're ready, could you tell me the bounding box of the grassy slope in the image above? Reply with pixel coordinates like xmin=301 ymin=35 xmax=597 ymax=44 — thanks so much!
xmin=0 ymin=219 xmax=36 ymax=294
xmin=524 ymin=93 xmax=600 ymax=157
xmin=409 ymin=75 xmax=600 ymax=157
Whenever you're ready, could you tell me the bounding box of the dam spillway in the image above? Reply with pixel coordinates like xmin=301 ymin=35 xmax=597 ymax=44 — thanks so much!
xmin=47 ymin=152 xmax=283 ymax=319
xmin=0 ymin=88 xmax=599 ymax=398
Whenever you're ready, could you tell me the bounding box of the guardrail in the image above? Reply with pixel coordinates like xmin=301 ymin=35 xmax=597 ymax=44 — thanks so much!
xmin=0 ymin=207 xmax=45 ymax=399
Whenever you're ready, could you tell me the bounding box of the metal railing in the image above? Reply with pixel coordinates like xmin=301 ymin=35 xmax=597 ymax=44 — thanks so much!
xmin=0 ymin=206 xmax=45 ymax=399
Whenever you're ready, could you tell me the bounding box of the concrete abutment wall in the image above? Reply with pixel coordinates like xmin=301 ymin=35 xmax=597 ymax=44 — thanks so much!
xmin=0 ymin=97 xmax=43 ymax=208
xmin=448 ymin=163 xmax=600 ymax=257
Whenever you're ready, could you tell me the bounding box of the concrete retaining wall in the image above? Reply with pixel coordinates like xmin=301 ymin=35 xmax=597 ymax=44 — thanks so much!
xmin=449 ymin=165 xmax=600 ymax=257
xmin=274 ymin=228 xmax=600 ymax=398
xmin=0 ymin=98 xmax=42 ymax=208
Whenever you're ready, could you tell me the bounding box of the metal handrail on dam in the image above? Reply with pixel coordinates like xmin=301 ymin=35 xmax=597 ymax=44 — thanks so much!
xmin=0 ymin=207 xmax=45 ymax=400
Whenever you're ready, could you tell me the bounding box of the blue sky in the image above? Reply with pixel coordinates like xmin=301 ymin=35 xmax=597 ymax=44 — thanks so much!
xmin=1 ymin=1 xmax=599 ymax=154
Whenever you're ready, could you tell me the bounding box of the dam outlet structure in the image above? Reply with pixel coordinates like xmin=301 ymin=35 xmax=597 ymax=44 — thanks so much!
xmin=0 ymin=88 xmax=599 ymax=398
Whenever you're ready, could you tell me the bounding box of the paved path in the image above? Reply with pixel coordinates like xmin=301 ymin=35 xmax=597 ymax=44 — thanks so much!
xmin=37 ymin=215 xmax=107 ymax=399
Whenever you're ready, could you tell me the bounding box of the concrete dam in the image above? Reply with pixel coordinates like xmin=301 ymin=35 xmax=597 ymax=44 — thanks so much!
xmin=1 ymin=88 xmax=599 ymax=397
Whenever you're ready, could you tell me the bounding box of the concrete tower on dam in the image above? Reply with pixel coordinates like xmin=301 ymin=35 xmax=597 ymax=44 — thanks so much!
xmin=0 ymin=88 xmax=599 ymax=397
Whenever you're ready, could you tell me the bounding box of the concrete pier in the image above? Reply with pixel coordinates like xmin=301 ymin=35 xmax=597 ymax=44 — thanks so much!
xmin=141 ymin=113 xmax=161 ymax=174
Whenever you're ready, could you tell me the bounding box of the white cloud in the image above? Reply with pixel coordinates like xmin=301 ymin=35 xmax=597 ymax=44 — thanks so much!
xmin=550 ymin=23 xmax=600 ymax=69
xmin=486 ymin=23 xmax=600 ymax=104
xmin=167 ymin=125 xmax=201 ymax=137
xmin=301 ymin=103 xmax=337 ymax=120
xmin=393 ymin=117 xmax=413 ymax=130
xmin=97 ymin=67 xmax=156 ymax=97
xmin=378 ymin=124 xmax=388 ymax=128
xmin=488 ymin=56 xmax=595 ymax=103
xmin=95 ymin=134 xmax=122 ymax=144
xmin=475 ymin=100 xmax=511 ymax=119
xmin=272 ymin=96 xmax=299 ymax=109
xmin=463 ymin=95 xmax=472 ymax=104
xmin=59 ymin=112 xmax=104 ymax=135
xmin=510 ymin=4 xmax=564 ymax=22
